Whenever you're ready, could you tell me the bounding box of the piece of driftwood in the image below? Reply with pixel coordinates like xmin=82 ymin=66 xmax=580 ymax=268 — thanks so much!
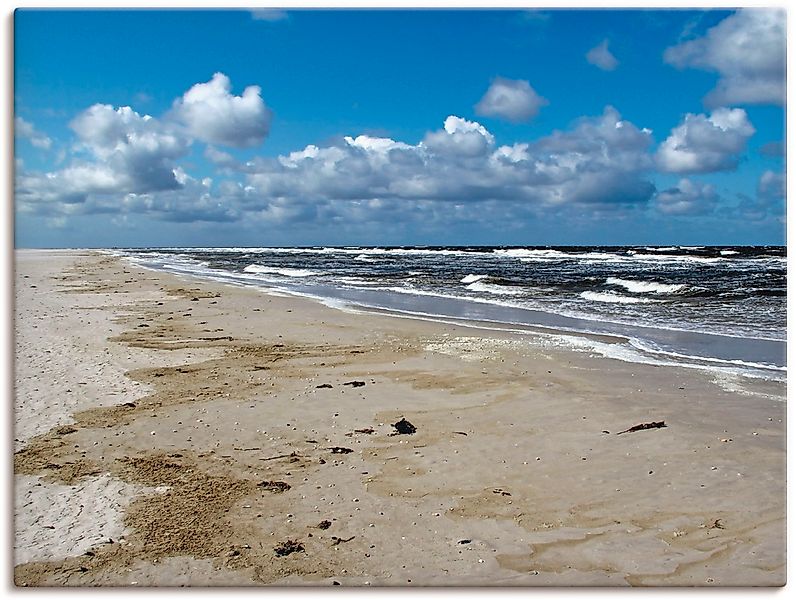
xmin=331 ymin=536 xmax=355 ymax=546
xmin=616 ymin=421 xmax=667 ymax=435
xmin=260 ymin=451 xmax=300 ymax=461
xmin=329 ymin=447 xmax=354 ymax=454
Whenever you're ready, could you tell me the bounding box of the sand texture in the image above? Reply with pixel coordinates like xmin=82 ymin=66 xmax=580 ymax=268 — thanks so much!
xmin=13 ymin=250 xmax=785 ymax=587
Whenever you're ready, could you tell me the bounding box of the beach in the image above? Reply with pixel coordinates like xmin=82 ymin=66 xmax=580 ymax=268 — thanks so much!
xmin=13 ymin=249 xmax=786 ymax=586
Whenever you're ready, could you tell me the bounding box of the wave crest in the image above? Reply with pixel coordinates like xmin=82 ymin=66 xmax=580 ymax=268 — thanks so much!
xmin=580 ymin=291 xmax=659 ymax=304
xmin=606 ymin=277 xmax=687 ymax=295
xmin=243 ymin=264 xmax=317 ymax=277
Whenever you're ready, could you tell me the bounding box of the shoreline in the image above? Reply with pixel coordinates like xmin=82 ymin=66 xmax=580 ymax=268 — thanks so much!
xmin=117 ymin=249 xmax=787 ymax=375
xmin=13 ymin=249 xmax=786 ymax=586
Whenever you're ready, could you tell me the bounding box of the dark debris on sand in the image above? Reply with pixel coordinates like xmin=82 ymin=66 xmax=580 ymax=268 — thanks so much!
xmin=392 ymin=418 xmax=416 ymax=435
xmin=342 ymin=381 xmax=366 ymax=388
xmin=257 ymin=480 xmax=291 ymax=493
xmin=616 ymin=421 xmax=667 ymax=435
xmin=274 ymin=539 xmax=304 ymax=557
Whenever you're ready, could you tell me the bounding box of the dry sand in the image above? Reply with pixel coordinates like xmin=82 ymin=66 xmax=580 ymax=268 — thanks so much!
xmin=12 ymin=249 xmax=786 ymax=587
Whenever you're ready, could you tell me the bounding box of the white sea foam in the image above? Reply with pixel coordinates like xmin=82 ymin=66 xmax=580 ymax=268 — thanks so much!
xmin=644 ymin=246 xmax=679 ymax=252
xmin=720 ymin=250 xmax=740 ymax=256
xmin=466 ymin=281 xmax=524 ymax=296
xmin=494 ymin=248 xmax=572 ymax=261
xmin=630 ymin=253 xmax=723 ymax=264
xmin=606 ymin=277 xmax=687 ymax=294
xmin=336 ymin=277 xmax=383 ymax=286
xmin=628 ymin=338 xmax=786 ymax=373
xmin=461 ymin=274 xmax=489 ymax=284
xmin=496 ymin=248 xmax=731 ymax=265
xmin=243 ymin=264 xmax=317 ymax=277
xmin=580 ymin=291 xmax=659 ymax=304
xmin=550 ymin=334 xmax=784 ymax=387
xmin=256 ymin=246 xmax=477 ymax=257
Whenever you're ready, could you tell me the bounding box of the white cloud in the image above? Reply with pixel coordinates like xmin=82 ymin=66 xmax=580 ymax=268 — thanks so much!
xmin=757 ymin=170 xmax=785 ymax=201
xmin=586 ymin=39 xmax=618 ymax=71
xmin=69 ymin=104 xmax=189 ymax=192
xmin=171 ymin=72 xmax=272 ymax=148
xmin=736 ymin=170 xmax=785 ymax=221
xmin=655 ymin=178 xmax=718 ymax=215
xmin=474 ymin=77 xmax=548 ymax=123
xmin=17 ymin=73 xmax=271 ymax=216
xmin=422 ymin=115 xmax=496 ymax=157
xmin=664 ymin=8 xmax=785 ymax=107
xmin=250 ymin=9 xmax=288 ymax=22
xmin=204 ymin=145 xmax=238 ymax=169
xmin=243 ymin=107 xmax=655 ymax=211
xmin=15 ymin=116 xmax=52 ymax=150
xmin=655 ymin=107 xmax=755 ymax=174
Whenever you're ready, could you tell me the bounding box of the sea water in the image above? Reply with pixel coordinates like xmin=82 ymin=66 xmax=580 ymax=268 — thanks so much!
xmin=117 ymin=245 xmax=786 ymax=384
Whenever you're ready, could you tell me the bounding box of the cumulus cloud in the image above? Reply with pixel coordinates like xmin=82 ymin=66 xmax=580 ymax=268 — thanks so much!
xmin=171 ymin=72 xmax=272 ymax=147
xmin=735 ymin=169 xmax=786 ymax=221
xmin=423 ymin=115 xmax=496 ymax=157
xmin=69 ymin=104 xmax=189 ymax=193
xmin=244 ymin=107 xmax=655 ymax=210
xmin=655 ymin=178 xmax=718 ymax=215
xmin=204 ymin=145 xmax=239 ymax=169
xmin=15 ymin=116 xmax=52 ymax=149
xmin=664 ymin=8 xmax=785 ymax=107
xmin=475 ymin=77 xmax=548 ymax=123
xmin=16 ymin=73 xmax=271 ymax=219
xmin=757 ymin=170 xmax=785 ymax=201
xmin=586 ymin=39 xmax=619 ymax=71
xmin=656 ymin=107 xmax=755 ymax=174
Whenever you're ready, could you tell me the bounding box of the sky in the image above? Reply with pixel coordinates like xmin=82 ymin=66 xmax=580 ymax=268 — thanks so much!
xmin=12 ymin=6 xmax=788 ymax=247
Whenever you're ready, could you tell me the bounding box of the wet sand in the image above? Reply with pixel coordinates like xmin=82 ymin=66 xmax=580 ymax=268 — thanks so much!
xmin=13 ymin=249 xmax=786 ymax=586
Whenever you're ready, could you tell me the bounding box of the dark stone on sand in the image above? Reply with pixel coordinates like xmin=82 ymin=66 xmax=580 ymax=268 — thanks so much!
xmin=329 ymin=447 xmax=354 ymax=454
xmin=458 ymin=539 xmax=471 ymax=545
xmin=274 ymin=540 xmax=304 ymax=557
xmin=393 ymin=418 xmax=416 ymax=435
xmin=316 ymin=384 xmax=333 ymax=389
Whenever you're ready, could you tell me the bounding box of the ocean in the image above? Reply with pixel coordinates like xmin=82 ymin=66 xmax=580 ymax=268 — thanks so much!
xmin=117 ymin=246 xmax=786 ymax=385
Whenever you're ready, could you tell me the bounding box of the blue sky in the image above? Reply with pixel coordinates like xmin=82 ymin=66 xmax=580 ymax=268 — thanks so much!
xmin=13 ymin=7 xmax=786 ymax=247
